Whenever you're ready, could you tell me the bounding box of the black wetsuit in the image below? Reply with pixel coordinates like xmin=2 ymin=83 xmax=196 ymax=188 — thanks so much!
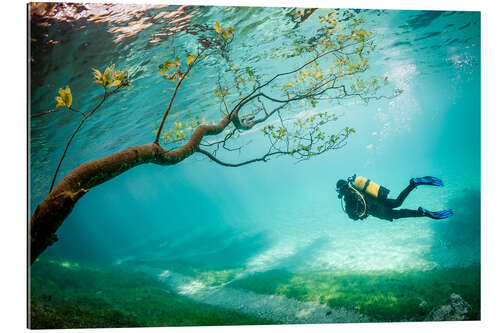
xmin=343 ymin=183 xmax=421 ymax=221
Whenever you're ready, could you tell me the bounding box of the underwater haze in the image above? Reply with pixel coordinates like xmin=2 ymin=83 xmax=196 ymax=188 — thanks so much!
xmin=29 ymin=4 xmax=480 ymax=328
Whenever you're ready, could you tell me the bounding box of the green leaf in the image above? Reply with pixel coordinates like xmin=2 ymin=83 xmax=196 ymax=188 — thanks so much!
xmin=92 ymin=68 xmax=102 ymax=81
xmin=55 ymin=85 xmax=72 ymax=108
xmin=186 ymin=54 xmax=196 ymax=66
xmin=246 ymin=67 xmax=255 ymax=77
xmin=55 ymin=96 xmax=65 ymax=108
xmin=65 ymin=86 xmax=72 ymax=107
xmin=215 ymin=21 xmax=221 ymax=34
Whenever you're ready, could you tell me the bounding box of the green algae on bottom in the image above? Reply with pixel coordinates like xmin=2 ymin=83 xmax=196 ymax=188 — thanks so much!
xmin=29 ymin=257 xmax=480 ymax=327
xmin=119 ymin=257 xmax=480 ymax=322
xmin=228 ymin=265 xmax=480 ymax=322
xmin=123 ymin=257 xmax=246 ymax=287
xmin=29 ymin=259 xmax=273 ymax=329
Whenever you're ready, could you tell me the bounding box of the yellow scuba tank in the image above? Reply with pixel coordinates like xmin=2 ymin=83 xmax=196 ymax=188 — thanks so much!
xmin=352 ymin=175 xmax=390 ymax=200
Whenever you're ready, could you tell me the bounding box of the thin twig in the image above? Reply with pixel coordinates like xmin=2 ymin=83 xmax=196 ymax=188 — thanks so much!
xmin=49 ymin=94 xmax=108 ymax=192
xmin=197 ymin=148 xmax=284 ymax=167
xmin=154 ymin=46 xmax=208 ymax=144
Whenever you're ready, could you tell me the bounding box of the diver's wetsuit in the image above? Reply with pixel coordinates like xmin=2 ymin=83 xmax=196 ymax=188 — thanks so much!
xmin=344 ymin=183 xmax=421 ymax=221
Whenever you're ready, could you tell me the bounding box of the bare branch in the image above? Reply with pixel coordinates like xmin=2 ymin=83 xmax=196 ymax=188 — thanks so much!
xmin=197 ymin=148 xmax=285 ymax=167
xmin=31 ymin=107 xmax=85 ymax=118
xmin=49 ymin=94 xmax=108 ymax=192
xmin=31 ymin=109 xmax=61 ymax=118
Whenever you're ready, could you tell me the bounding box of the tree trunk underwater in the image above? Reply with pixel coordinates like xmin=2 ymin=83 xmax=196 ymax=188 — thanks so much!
xmin=29 ymin=116 xmax=232 ymax=264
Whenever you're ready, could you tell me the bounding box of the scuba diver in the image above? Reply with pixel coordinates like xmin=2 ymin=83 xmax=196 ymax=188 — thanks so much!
xmin=336 ymin=175 xmax=453 ymax=221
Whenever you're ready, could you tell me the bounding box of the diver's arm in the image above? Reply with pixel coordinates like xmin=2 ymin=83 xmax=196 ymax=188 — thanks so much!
xmin=344 ymin=194 xmax=360 ymax=220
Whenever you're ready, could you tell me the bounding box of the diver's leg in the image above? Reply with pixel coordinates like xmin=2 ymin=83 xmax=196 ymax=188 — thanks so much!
xmin=418 ymin=207 xmax=454 ymax=219
xmin=390 ymin=209 xmax=422 ymax=220
xmin=385 ymin=183 xmax=416 ymax=208
xmin=410 ymin=176 xmax=443 ymax=187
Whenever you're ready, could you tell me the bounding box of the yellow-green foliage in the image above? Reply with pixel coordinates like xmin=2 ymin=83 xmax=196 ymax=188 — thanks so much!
xmin=186 ymin=54 xmax=197 ymax=66
xmin=93 ymin=64 xmax=130 ymax=90
xmin=215 ymin=21 xmax=234 ymax=39
xmin=55 ymin=64 xmax=130 ymax=109
xmin=55 ymin=86 xmax=72 ymax=108
xmin=278 ymin=9 xmax=384 ymax=102
xmin=158 ymin=53 xmax=198 ymax=82
xmin=158 ymin=56 xmax=181 ymax=82
xmin=153 ymin=9 xmax=402 ymax=157
xmin=262 ymin=112 xmax=354 ymax=158
xmin=153 ymin=116 xmax=220 ymax=144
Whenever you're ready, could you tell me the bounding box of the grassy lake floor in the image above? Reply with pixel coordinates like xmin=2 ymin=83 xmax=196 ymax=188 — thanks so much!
xmin=29 ymin=259 xmax=273 ymax=329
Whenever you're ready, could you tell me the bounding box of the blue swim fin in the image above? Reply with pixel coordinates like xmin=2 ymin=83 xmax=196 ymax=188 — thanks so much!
xmin=411 ymin=176 xmax=443 ymax=187
xmin=419 ymin=207 xmax=453 ymax=220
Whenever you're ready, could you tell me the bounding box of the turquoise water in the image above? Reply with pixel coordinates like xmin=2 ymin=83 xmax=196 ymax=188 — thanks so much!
xmin=29 ymin=5 xmax=480 ymax=327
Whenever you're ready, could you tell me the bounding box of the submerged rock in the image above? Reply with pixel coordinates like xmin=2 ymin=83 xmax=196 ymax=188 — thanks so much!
xmin=426 ymin=293 xmax=471 ymax=321
xmin=418 ymin=299 xmax=429 ymax=315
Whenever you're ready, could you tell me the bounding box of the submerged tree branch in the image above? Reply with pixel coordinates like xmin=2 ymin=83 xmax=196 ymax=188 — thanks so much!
xmin=154 ymin=47 xmax=208 ymax=144
xmin=30 ymin=20 xmax=393 ymax=265
xmin=49 ymin=95 xmax=108 ymax=192
xmin=30 ymin=112 xmax=235 ymax=264
xmin=197 ymin=148 xmax=285 ymax=167
xmin=31 ymin=107 xmax=85 ymax=118
xmin=31 ymin=109 xmax=61 ymax=118
xmin=228 ymin=37 xmax=373 ymax=117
